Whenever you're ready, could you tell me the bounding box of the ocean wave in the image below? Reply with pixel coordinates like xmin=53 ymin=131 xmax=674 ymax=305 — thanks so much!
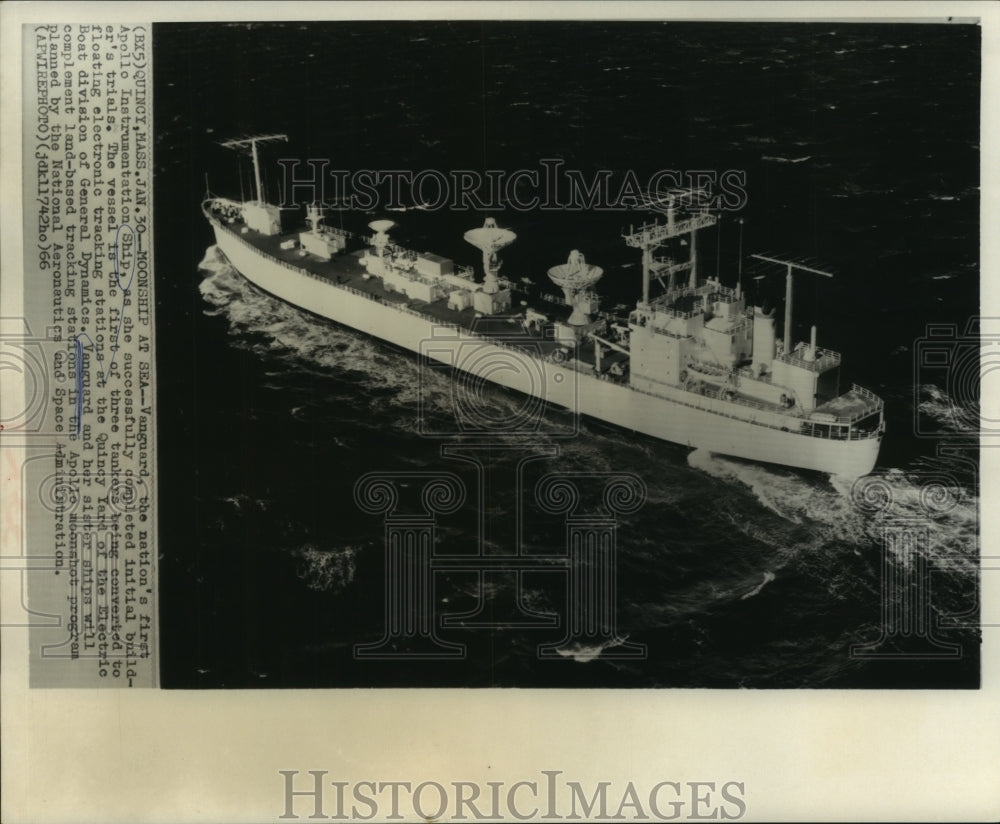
xmin=553 ymin=637 xmax=634 ymax=663
xmin=220 ymin=492 xmax=271 ymax=512
xmin=761 ymin=155 xmax=812 ymax=164
xmin=741 ymin=571 xmax=776 ymax=600
xmin=689 ymin=448 xmax=978 ymax=581
xmin=686 ymin=449 xmax=807 ymax=524
xmin=917 ymin=383 xmax=978 ymax=435
xmin=198 ymin=247 xmax=600 ymax=437
xmin=831 ymin=467 xmax=979 ymax=578
xmin=292 ymin=543 xmax=358 ymax=593
xmin=198 ymin=247 xmax=448 ymax=418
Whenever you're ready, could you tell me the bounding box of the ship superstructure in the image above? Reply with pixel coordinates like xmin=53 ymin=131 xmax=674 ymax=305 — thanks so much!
xmin=203 ymin=135 xmax=884 ymax=477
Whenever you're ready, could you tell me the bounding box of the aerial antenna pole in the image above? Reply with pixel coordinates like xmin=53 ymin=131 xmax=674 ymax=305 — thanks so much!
xmin=737 ymin=218 xmax=744 ymax=288
xmin=220 ymin=134 xmax=289 ymax=205
xmin=688 ymin=213 xmax=698 ymax=289
xmin=251 ymin=140 xmax=262 ymax=203
xmin=750 ymin=254 xmax=833 ymax=352
xmin=715 ymin=216 xmax=721 ymax=280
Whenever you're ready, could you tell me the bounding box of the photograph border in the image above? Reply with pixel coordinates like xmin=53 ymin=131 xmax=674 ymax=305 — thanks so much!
xmin=2 ymin=1 xmax=998 ymax=821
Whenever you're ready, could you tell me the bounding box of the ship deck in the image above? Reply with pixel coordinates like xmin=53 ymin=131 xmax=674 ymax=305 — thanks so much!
xmin=813 ymin=387 xmax=883 ymax=422
xmin=207 ymin=204 xmax=881 ymax=439
xmin=215 ymin=212 xmax=631 ymax=375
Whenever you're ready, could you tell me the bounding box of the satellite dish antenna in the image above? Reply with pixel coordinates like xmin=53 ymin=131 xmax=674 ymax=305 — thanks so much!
xmin=463 ymin=217 xmax=517 ymax=294
xmin=547 ymin=250 xmax=603 ymax=325
xmin=368 ymin=220 xmax=396 ymax=257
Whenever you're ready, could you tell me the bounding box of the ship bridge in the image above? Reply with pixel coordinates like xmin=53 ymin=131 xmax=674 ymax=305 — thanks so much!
xmin=775 ymin=342 xmax=842 ymax=373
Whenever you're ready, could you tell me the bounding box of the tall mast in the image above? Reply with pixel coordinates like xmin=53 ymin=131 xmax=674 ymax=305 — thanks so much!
xmin=688 ymin=216 xmax=698 ymax=289
xmin=622 ymin=189 xmax=716 ymax=308
xmin=737 ymin=218 xmax=744 ymax=290
xmin=251 ymin=140 xmax=263 ymax=204
xmin=750 ymin=254 xmax=833 ymax=350
xmin=219 ymin=134 xmax=288 ymax=204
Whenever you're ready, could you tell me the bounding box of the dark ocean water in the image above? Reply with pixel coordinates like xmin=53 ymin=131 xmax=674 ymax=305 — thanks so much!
xmin=153 ymin=21 xmax=981 ymax=688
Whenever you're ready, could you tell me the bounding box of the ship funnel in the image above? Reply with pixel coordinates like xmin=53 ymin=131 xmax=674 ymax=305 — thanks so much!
xmin=368 ymin=219 xmax=396 ymax=257
xmin=804 ymin=325 xmax=817 ymax=362
xmin=464 ymin=218 xmax=517 ymax=294
xmin=752 ymin=306 xmax=776 ymax=375
xmin=547 ymin=249 xmax=603 ymax=326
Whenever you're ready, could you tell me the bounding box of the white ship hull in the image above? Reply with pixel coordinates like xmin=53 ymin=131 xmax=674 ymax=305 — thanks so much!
xmin=211 ymin=223 xmax=881 ymax=478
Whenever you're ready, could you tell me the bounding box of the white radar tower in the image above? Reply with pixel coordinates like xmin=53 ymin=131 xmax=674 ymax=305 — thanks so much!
xmin=463 ymin=218 xmax=517 ymax=294
xmin=547 ymin=250 xmax=604 ymax=325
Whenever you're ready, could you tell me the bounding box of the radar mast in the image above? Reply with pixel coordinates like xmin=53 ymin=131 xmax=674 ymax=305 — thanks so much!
xmin=219 ymin=134 xmax=289 ymax=205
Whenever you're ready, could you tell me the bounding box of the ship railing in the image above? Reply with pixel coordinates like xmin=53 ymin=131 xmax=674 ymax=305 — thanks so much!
xmin=627 ymin=380 xmax=882 ymax=441
xmin=774 ymin=346 xmax=841 ymax=373
xmin=651 ymin=255 xmax=691 ymax=268
xmin=223 ymin=224 xmax=486 ymax=334
xmin=661 ymin=307 xmax=699 ymax=320
xmin=808 ymin=411 xmax=871 ymax=426
xmin=737 ymin=365 xmax=770 ymax=382
xmin=850 ymin=383 xmax=883 ymax=407
xmin=721 ymin=319 xmax=749 ymax=338
xmin=655 ymin=284 xmax=699 ymax=303
xmin=843 ymin=383 xmax=885 ymax=420
xmin=221 ymin=226 xmax=880 ymax=443
xmin=688 ymin=362 xmax=729 ymax=379
xmin=622 ymin=212 xmax=717 ymax=247
xmin=633 ymin=365 xmax=884 ymax=435
xmin=645 ymin=282 xmax=740 ymax=317
xmin=598 ymin=310 xmax=629 ymax=325
xmin=711 ymin=291 xmax=741 ymax=305
xmin=636 ymin=299 xmax=699 ymax=321
xmin=397 ymin=267 xmax=440 ymax=288
xmin=705 ymin=382 xmax=882 ymax=428
xmin=640 ymin=319 xmax=689 ymax=339
xmin=211 ymin=196 xmax=243 ymax=211
xmin=806 ymin=386 xmax=884 ymax=425
xmin=797 ymin=420 xmax=880 ymax=441
xmin=540 ymin=292 xmax=571 ymax=307
xmin=704 ymin=388 xmax=782 ymax=416
xmin=317 ymin=225 xmax=353 ymax=240
xmin=541 ymin=289 xmax=599 ymax=305
xmin=687 ymin=280 xmax=735 ymax=299
xmin=392 ymin=248 xmax=419 ymax=264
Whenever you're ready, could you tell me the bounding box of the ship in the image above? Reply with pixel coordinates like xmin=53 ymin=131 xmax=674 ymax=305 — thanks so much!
xmin=202 ymin=135 xmax=884 ymax=478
